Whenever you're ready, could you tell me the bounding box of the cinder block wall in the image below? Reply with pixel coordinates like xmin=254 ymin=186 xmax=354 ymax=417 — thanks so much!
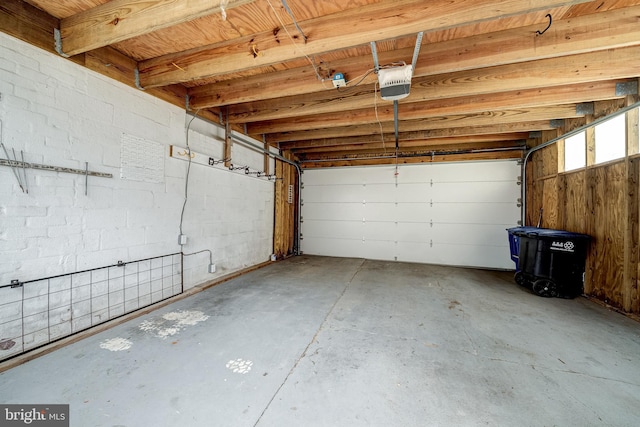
xmin=0 ymin=32 xmax=274 ymax=291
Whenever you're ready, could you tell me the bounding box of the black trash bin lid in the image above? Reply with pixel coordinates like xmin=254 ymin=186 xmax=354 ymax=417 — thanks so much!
xmin=507 ymin=226 xmax=540 ymax=235
xmin=513 ymin=228 xmax=590 ymax=241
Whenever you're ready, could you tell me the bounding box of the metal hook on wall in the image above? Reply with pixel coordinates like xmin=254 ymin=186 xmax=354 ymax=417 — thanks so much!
xmin=536 ymin=14 xmax=552 ymax=36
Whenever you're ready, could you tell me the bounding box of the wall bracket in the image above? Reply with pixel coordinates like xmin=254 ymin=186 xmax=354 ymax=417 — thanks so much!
xmin=0 ymin=158 xmax=112 ymax=178
xmin=616 ymin=81 xmax=639 ymax=96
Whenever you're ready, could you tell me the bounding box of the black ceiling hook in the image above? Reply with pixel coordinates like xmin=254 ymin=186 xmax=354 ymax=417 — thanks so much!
xmin=536 ymin=14 xmax=552 ymax=36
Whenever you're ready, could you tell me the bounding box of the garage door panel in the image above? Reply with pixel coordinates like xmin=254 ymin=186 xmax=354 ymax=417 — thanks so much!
xmin=396 ymin=183 xmax=431 ymax=202
xmin=396 ymin=241 xmax=431 ymax=263
xmin=431 ymin=181 xmax=518 ymax=203
xmin=303 ymin=220 xmax=363 ymax=240
xmin=303 ymin=184 xmax=364 ymax=203
xmin=363 ymin=221 xmax=396 ymax=241
xmin=396 ymin=222 xmax=431 ymax=242
xmin=430 ymin=243 xmax=513 ymax=269
xmin=430 ymin=223 xmax=508 ymax=248
xmin=396 ymin=167 xmax=433 ymax=183
xmin=429 ymin=203 xmax=520 ymax=224
xmin=425 ymin=162 xmax=519 ymax=181
xmin=302 ymin=237 xmax=363 ymax=258
xmin=364 ymin=203 xmax=397 ymax=221
xmin=364 ymin=183 xmax=396 ymax=202
xmin=303 ymin=202 xmax=364 ymax=221
xmin=301 ymin=161 xmax=520 ymax=269
xmin=395 ymin=203 xmax=430 ymax=222
xmin=361 ymin=240 xmax=395 ymax=261
xmin=307 ymin=166 xmax=396 ymax=185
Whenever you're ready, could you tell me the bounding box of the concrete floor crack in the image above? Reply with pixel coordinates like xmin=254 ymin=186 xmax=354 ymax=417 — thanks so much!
xmin=337 ymin=326 xmax=419 ymax=342
xmin=460 ymin=308 xmax=479 ymax=356
xmin=486 ymin=357 xmax=640 ymax=388
xmin=252 ymin=259 xmax=366 ymax=427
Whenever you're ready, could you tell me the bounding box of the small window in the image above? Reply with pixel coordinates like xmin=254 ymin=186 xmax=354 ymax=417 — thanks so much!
xmin=595 ymin=114 xmax=626 ymax=164
xmin=564 ymin=131 xmax=585 ymax=171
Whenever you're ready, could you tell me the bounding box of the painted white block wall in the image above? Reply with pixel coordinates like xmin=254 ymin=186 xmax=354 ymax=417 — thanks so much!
xmin=301 ymin=161 xmax=521 ymax=269
xmin=0 ymin=32 xmax=274 ymax=291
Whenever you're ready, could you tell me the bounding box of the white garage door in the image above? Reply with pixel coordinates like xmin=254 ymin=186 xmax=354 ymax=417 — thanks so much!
xmin=300 ymin=160 xmax=521 ymax=269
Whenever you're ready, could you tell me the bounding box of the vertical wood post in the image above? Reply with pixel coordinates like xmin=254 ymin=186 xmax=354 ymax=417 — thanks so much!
xmin=224 ymin=107 xmax=232 ymax=168
xmin=624 ymin=104 xmax=639 ymax=312
xmin=263 ymin=135 xmax=270 ymax=176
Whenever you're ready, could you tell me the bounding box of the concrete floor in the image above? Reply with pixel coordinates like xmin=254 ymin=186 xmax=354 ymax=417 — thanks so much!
xmin=1 ymin=256 xmax=639 ymax=426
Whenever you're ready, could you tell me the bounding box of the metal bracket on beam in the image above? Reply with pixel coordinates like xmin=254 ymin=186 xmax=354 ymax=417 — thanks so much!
xmin=550 ymin=119 xmax=565 ymax=128
xmin=411 ymin=32 xmax=424 ymax=71
xmin=134 ymin=68 xmax=146 ymax=91
xmin=370 ymin=41 xmax=380 ymax=72
xmin=185 ymin=94 xmax=190 ymax=111
xmin=576 ymin=102 xmax=594 ymax=115
xmin=528 ymin=131 xmax=542 ymax=139
xmin=53 ymin=29 xmax=70 ymax=58
xmin=616 ymin=81 xmax=638 ymax=96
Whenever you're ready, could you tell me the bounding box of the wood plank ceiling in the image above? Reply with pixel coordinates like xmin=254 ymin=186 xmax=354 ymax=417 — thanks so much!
xmin=4 ymin=0 xmax=640 ymax=168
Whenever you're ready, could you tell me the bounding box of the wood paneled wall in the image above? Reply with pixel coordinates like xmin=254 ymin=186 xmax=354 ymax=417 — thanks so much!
xmin=273 ymin=151 xmax=297 ymax=258
xmin=527 ymin=99 xmax=640 ymax=314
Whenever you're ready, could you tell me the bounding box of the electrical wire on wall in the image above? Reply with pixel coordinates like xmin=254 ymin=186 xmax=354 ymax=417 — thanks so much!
xmin=182 ymin=248 xmax=214 ymax=268
xmin=178 ymin=109 xmax=201 ymax=236
xmin=178 ymin=109 xmax=220 ymax=274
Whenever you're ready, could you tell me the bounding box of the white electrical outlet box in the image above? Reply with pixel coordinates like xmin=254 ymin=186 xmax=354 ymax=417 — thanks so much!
xmin=178 ymin=234 xmax=187 ymax=245
xmin=332 ymin=73 xmax=346 ymax=88
xmin=208 ymin=263 xmax=216 ymax=273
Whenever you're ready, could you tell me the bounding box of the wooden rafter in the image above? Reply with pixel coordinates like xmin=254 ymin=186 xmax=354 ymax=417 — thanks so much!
xmin=139 ymin=0 xmax=591 ymax=88
xmin=267 ymin=120 xmax=558 ymax=145
xmin=247 ymin=81 xmax=625 ymax=134
xmin=189 ymin=5 xmax=640 ymax=109
xmin=230 ymin=45 xmax=640 ymax=124
xmin=59 ymin=0 xmax=254 ymax=57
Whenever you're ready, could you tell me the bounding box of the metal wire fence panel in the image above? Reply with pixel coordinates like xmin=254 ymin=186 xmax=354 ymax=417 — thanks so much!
xmin=0 ymin=253 xmax=182 ymax=362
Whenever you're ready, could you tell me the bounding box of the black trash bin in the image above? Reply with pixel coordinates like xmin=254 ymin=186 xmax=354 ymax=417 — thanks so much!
xmin=510 ymin=228 xmax=590 ymax=298
xmin=506 ymin=226 xmax=540 ymax=271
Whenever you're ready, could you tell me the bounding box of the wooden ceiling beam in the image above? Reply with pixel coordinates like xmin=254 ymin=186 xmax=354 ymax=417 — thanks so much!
xmin=266 ymin=105 xmax=580 ymax=142
xmin=292 ymin=136 xmax=527 ymax=154
xmin=299 ymin=140 xmax=525 ymax=160
xmin=299 ymin=151 xmax=523 ymax=169
xmin=247 ymin=80 xmax=623 ymax=134
xmin=270 ymin=121 xmax=555 ymax=145
xmin=0 ymin=0 xmax=58 ymax=54
xmin=59 ymin=0 xmax=253 ymax=57
xmin=140 ymin=0 xmax=591 ymax=88
xmin=227 ymin=45 xmax=640 ymax=123
xmin=189 ymin=5 xmax=640 ymax=109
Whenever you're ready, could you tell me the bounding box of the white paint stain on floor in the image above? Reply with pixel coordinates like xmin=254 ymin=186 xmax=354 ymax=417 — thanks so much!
xmin=99 ymin=337 xmax=133 ymax=352
xmin=226 ymin=358 xmax=253 ymax=374
xmin=138 ymin=310 xmax=209 ymax=340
